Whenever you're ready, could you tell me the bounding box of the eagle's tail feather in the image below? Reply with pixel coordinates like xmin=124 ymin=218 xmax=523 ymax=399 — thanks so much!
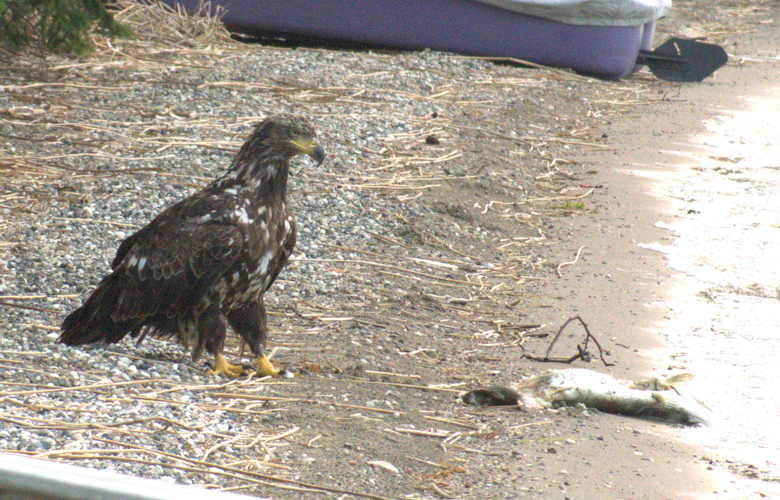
xmin=60 ymin=274 xmax=136 ymax=345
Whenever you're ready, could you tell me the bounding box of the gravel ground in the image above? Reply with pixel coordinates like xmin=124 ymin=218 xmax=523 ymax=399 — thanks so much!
xmin=1 ymin=1 xmax=775 ymax=499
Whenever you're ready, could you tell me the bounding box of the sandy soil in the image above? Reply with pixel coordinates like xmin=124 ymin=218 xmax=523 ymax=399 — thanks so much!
xmin=1 ymin=1 xmax=779 ymax=500
xmin=528 ymin=7 xmax=780 ymax=500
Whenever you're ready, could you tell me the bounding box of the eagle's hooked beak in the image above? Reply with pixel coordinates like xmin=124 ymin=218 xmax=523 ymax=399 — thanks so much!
xmin=292 ymin=137 xmax=326 ymax=165
xmin=309 ymin=143 xmax=326 ymax=166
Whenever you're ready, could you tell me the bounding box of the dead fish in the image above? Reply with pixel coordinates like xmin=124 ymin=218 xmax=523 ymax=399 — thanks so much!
xmin=518 ymin=368 xmax=715 ymax=426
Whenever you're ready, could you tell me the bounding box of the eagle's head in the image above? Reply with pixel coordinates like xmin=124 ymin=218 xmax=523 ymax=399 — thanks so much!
xmin=267 ymin=114 xmax=326 ymax=166
xmin=221 ymin=114 xmax=325 ymax=193
xmin=238 ymin=114 xmax=325 ymax=168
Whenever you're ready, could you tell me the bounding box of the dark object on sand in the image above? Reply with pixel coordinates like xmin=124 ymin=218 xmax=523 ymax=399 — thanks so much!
xmin=461 ymin=385 xmax=521 ymax=407
xmin=637 ymin=37 xmax=729 ymax=82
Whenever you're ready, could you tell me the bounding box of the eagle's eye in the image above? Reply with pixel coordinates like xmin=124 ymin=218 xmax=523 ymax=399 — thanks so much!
xmin=290 ymin=129 xmax=300 ymax=137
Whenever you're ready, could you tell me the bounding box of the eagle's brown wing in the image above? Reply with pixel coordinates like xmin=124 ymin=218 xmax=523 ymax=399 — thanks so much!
xmin=111 ymin=218 xmax=244 ymax=322
xmin=60 ymin=216 xmax=243 ymax=345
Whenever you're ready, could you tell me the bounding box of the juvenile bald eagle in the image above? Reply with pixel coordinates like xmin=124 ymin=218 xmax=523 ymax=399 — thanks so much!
xmin=60 ymin=115 xmax=325 ymax=378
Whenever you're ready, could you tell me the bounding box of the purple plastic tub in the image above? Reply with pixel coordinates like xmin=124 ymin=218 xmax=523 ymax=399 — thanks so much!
xmin=163 ymin=0 xmax=658 ymax=79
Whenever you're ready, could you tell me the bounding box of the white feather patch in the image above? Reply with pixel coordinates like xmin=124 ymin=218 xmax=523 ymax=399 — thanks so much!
xmin=234 ymin=206 xmax=252 ymax=225
xmin=259 ymin=251 xmax=274 ymax=276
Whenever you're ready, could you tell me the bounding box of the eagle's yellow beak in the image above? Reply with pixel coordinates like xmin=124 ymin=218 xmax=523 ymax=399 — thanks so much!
xmin=292 ymin=137 xmax=325 ymax=165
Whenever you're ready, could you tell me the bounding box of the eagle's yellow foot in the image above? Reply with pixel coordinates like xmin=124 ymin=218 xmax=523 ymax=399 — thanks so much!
xmin=256 ymin=354 xmax=293 ymax=378
xmin=208 ymin=353 xmax=249 ymax=378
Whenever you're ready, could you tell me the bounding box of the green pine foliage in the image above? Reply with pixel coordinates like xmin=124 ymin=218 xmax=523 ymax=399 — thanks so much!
xmin=0 ymin=0 xmax=131 ymax=54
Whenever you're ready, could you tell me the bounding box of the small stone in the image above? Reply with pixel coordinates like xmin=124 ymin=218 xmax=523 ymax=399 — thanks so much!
xmin=367 ymin=460 xmax=399 ymax=474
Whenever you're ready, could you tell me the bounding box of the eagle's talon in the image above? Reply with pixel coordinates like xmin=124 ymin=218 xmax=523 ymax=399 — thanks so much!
xmin=256 ymin=354 xmax=292 ymax=378
xmin=208 ymin=354 xmax=249 ymax=378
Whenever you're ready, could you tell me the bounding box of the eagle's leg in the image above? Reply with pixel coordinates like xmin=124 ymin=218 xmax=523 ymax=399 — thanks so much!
xmin=200 ymin=308 xmax=248 ymax=378
xmin=226 ymin=300 xmax=288 ymax=378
